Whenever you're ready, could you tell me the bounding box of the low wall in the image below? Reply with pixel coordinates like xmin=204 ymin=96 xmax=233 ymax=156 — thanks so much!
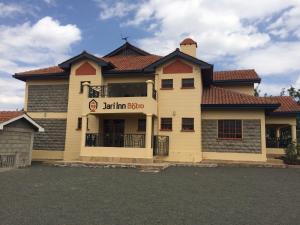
xmin=80 ymin=147 xmax=153 ymax=162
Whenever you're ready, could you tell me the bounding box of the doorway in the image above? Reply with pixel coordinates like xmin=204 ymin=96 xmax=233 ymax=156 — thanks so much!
xmin=103 ymin=119 xmax=125 ymax=147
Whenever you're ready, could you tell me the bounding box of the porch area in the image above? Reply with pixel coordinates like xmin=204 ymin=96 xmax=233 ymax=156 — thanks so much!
xmin=79 ymin=113 xmax=169 ymax=163
xmin=266 ymin=123 xmax=297 ymax=155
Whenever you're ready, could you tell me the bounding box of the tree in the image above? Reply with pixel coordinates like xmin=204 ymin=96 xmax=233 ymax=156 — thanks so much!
xmin=287 ymin=86 xmax=300 ymax=104
xmin=254 ymin=85 xmax=261 ymax=96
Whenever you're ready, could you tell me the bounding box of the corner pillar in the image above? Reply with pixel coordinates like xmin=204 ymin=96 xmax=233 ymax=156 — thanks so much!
xmin=146 ymin=80 xmax=154 ymax=98
xmin=146 ymin=114 xmax=153 ymax=149
xmin=81 ymin=115 xmax=87 ymax=149
xmin=291 ymin=125 xmax=297 ymax=143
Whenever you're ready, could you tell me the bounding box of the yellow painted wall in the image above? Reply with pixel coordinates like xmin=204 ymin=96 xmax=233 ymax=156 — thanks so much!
xmin=202 ymin=109 xmax=267 ymax=162
xmin=64 ymin=60 xmax=102 ymax=160
xmin=155 ymin=59 xmax=202 ymax=162
xmin=215 ymin=83 xmax=254 ymax=95
xmin=266 ymin=115 xmax=296 ymax=126
xmin=32 ymin=150 xmax=64 ymax=160
xmin=180 ymin=44 xmax=196 ymax=57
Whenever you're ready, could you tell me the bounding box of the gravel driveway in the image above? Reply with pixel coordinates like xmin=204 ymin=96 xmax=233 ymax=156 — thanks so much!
xmin=0 ymin=164 xmax=299 ymax=225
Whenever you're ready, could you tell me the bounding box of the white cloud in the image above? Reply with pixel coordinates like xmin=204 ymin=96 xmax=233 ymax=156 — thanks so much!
xmin=108 ymin=0 xmax=295 ymax=60
xmin=0 ymin=76 xmax=24 ymax=110
xmin=95 ymin=0 xmax=137 ymax=20
xmin=0 ymin=16 xmax=81 ymax=73
xmin=100 ymin=0 xmax=300 ymax=78
xmin=235 ymin=41 xmax=300 ymax=75
xmin=0 ymin=2 xmax=23 ymax=17
xmin=0 ymin=17 xmax=81 ymax=110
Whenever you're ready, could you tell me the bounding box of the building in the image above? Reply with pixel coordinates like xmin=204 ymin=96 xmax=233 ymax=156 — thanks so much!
xmin=13 ymin=38 xmax=300 ymax=163
xmin=0 ymin=111 xmax=44 ymax=167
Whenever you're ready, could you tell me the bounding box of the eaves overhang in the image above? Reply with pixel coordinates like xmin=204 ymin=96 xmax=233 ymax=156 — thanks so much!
xmin=13 ymin=72 xmax=69 ymax=81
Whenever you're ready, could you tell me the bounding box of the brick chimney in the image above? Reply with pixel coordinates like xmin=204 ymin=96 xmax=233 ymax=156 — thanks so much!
xmin=180 ymin=38 xmax=197 ymax=57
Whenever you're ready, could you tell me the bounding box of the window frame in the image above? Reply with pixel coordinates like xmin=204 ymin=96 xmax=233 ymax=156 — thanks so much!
xmin=181 ymin=78 xmax=194 ymax=89
xmin=218 ymin=120 xmax=242 ymax=139
xmin=181 ymin=118 xmax=194 ymax=131
xmin=137 ymin=119 xmax=146 ymax=132
xmin=161 ymin=79 xmax=173 ymax=89
xmin=160 ymin=118 xmax=172 ymax=131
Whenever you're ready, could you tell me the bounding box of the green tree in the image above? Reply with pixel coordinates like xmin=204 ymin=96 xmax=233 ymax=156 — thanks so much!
xmin=287 ymin=86 xmax=300 ymax=104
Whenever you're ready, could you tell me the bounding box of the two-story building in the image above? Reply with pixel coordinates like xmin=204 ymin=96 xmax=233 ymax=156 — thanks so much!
xmin=13 ymin=38 xmax=300 ymax=163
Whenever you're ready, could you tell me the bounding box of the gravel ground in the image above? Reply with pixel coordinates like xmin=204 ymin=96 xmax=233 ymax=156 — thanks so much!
xmin=0 ymin=164 xmax=299 ymax=225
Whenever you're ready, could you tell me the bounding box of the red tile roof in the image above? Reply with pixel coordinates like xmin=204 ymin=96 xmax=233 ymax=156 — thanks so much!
xmin=180 ymin=38 xmax=197 ymax=47
xmin=0 ymin=111 xmax=24 ymax=123
xmin=213 ymin=69 xmax=260 ymax=82
xmin=103 ymin=55 xmax=161 ymax=71
xmin=265 ymin=96 xmax=300 ymax=113
xmin=15 ymin=55 xmax=162 ymax=76
xmin=16 ymin=66 xmax=64 ymax=75
xmin=202 ymin=86 xmax=279 ymax=105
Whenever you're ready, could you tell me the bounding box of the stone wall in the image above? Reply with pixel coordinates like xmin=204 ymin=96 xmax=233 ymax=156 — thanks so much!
xmin=33 ymin=119 xmax=66 ymax=151
xmin=202 ymin=120 xmax=261 ymax=153
xmin=27 ymin=84 xmax=69 ymax=112
xmin=0 ymin=126 xmax=34 ymax=167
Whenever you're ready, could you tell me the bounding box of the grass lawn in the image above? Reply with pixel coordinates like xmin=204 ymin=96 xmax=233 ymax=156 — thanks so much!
xmin=0 ymin=164 xmax=299 ymax=225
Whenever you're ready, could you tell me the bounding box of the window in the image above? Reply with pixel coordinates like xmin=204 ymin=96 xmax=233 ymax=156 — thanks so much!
xmin=77 ymin=117 xmax=89 ymax=130
xmin=138 ymin=119 xmax=146 ymax=132
xmin=218 ymin=120 xmax=242 ymax=139
xmin=182 ymin=78 xmax=194 ymax=88
xmin=80 ymin=81 xmax=90 ymax=93
xmin=161 ymin=118 xmax=172 ymax=131
xmin=161 ymin=79 xmax=173 ymax=89
xmin=182 ymin=118 xmax=194 ymax=131
xmin=77 ymin=117 xmax=82 ymax=130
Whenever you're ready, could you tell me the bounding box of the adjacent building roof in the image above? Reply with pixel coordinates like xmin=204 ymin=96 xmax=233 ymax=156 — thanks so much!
xmin=213 ymin=69 xmax=261 ymax=84
xmin=202 ymin=86 xmax=280 ymax=109
xmin=0 ymin=111 xmax=24 ymax=123
xmin=0 ymin=111 xmax=44 ymax=131
xmin=265 ymin=96 xmax=300 ymax=115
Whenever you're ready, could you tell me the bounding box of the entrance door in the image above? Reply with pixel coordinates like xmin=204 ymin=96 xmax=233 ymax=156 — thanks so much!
xmin=103 ymin=119 xmax=125 ymax=147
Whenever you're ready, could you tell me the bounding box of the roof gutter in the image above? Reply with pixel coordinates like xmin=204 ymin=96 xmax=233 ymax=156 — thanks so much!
xmin=13 ymin=72 xmax=69 ymax=81
xmin=213 ymin=78 xmax=261 ymax=84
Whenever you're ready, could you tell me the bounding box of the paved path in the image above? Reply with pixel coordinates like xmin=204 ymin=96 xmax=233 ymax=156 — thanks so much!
xmin=0 ymin=164 xmax=299 ymax=225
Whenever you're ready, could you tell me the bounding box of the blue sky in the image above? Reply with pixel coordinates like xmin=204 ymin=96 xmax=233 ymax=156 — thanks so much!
xmin=1 ymin=0 xmax=300 ymax=110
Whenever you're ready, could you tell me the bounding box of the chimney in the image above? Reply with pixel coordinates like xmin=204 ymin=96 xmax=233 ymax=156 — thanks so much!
xmin=180 ymin=38 xmax=197 ymax=57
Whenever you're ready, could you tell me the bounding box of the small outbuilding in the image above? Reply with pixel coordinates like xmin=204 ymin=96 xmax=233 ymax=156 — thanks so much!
xmin=0 ymin=111 xmax=44 ymax=168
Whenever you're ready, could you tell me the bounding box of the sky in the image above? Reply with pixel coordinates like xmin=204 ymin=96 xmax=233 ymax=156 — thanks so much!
xmin=1 ymin=0 xmax=300 ymax=110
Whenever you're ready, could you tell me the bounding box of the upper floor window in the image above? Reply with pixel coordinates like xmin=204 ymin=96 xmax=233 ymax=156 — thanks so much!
xmin=182 ymin=118 xmax=194 ymax=131
xmin=218 ymin=120 xmax=242 ymax=139
xmin=80 ymin=81 xmax=90 ymax=93
xmin=161 ymin=118 xmax=172 ymax=131
xmin=182 ymin=78 xmax=194 ymax=88
xmin=161 ymin=79 xmax=173 ymax=89
xmin=138 ymin=119 xmax=146 ymax=132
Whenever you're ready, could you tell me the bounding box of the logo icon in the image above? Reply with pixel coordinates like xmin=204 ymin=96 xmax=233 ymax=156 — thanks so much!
xmin=89 ymin=99 xmax=98 ymax=112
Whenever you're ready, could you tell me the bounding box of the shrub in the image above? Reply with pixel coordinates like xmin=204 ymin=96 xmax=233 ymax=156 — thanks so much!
xmin=284 ymin=142 xmax=298 ymax=164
